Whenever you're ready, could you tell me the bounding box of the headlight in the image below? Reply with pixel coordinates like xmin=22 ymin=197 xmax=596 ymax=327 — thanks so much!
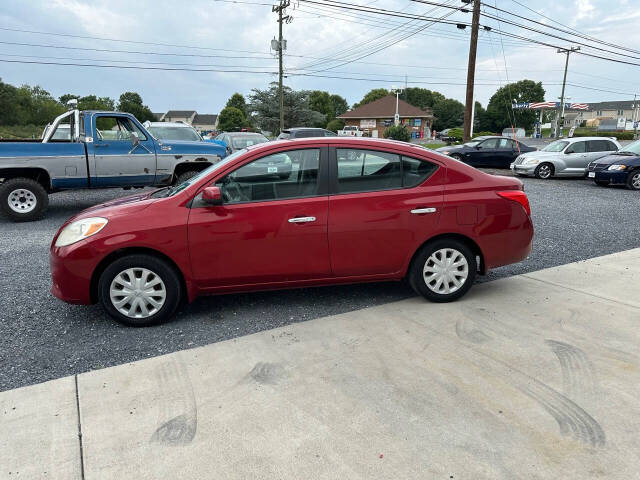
xmin=523 ymin=158 xmax=539 ymax=165
xmin=607 ymin=165 xmax=627 ymax=171
xmin=55 ymin=217 xmax=108 ymax=247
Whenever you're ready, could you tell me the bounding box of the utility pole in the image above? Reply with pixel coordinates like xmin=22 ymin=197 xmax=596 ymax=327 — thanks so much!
xmin=463 ymin=0 xmax=481 ymax=142
xmin=555 ymin=46 xmax=580 ymax=138
xmin=273 ymin=0 xmax=290 ymax=134
xmin=391 ymin=87 xmax=403 ymax=126
xmin=633 ymin=94 xmax=638 ymax=140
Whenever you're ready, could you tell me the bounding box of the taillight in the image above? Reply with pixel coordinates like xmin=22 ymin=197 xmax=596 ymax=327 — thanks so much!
xmin=497 ymin=190 xmax=531 ymax=216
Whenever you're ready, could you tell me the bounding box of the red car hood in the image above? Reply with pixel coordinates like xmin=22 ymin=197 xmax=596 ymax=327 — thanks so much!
xmin=70 ymin=190 xmax=158 ymax=222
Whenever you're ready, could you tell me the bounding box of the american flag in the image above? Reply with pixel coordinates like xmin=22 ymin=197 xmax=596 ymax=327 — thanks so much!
xmin=569 ymin=103 xmax=589 ymax=110
xmin=529 ymin=102 xmax=557 ymax=109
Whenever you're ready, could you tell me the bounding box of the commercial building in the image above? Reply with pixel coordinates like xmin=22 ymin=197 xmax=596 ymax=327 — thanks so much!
xmin=339 ymin=95 xmax=434 ymax=139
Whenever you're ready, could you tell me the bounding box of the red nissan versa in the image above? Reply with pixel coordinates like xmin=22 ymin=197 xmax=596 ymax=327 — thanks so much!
xmin=50 ymin=138 xmax=533 ymax=326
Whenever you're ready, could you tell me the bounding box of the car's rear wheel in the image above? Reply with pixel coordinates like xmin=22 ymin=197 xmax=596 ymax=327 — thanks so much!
xmin=98 ymin=254 xmax=182 ymax=327
xmin=0 ymin=177 xmax=49 ymax=222
xmin=534 ymin=163 xmax=554 ymax=179
xmin=627 ymin=170 xmax=640 ymax=190
xmin=409 ymin=239 xmax=476 ymax=303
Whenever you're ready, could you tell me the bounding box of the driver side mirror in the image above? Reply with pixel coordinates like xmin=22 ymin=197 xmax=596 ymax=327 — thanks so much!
xmin=202 ymin=186 xmax=223 ymax=205
xmin=131 ymin=134 xmax=140 ymax=147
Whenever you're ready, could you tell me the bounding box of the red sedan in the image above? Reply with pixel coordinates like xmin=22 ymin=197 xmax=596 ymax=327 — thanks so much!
xmin=50 ymin=138 xmax=533 ymax=326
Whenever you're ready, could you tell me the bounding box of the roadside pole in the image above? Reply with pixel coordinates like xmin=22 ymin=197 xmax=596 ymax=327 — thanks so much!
xmin=556 ymin=46 xmax=580 ymax=138
xmin=633 ymin=94 xmax=638 ymax=140
xmin=273 ymin=0 xmax=290 ymax=134
xmin=463 ymin=0 xmax=480 ymax=142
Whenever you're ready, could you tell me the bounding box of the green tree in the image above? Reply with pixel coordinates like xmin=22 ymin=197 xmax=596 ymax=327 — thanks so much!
xmin=326 ymin=118 xmax=345 ymax=133
xmin=0 ymin=79 xmax=20 ymax=125
xmin=432 ymin=98 xmax=465 ymax=131
xmin=249 ymin=83 xmax=325 ymax=135
xmin=309 ymin=91 xmax=350 ymax=127
xmin=60 ymin=94 xmax=115 ymax=111
xmin=225 ymin=93 xmax=249 ymax=118
xmin=383 ymin=124 xmax=411 ymax=142
xmin=217 ymin=106 xmax=247 ymax=132
xmin=485 ymin=80 xmax=545 ymax=132
xmin=353 ymin=88 xmax=389 ymax=108
xmin=404 ymin=87 xmax=445 ymax=111
xmin=117 ymin=91 xmax=155 ymax=122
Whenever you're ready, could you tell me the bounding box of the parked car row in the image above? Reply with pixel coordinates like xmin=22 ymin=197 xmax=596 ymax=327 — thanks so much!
xmin=435 ymin=134 xmax=639 ymax=190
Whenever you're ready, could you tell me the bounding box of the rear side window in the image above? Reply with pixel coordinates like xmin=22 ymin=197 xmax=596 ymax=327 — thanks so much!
xmin=277 ymin=131 xmax=291 ymax=140
xmin=337 ymin=149 xmax=401 ymax=193
xmin=336 ymin=149 xmax=437 ymax=193
xmin=588 ymin=140 xmax=611 ymax=152
xmin=295 ymin=130 xmax=320 ymax=138
xmin=323 ymin=130 xmax=338 ymax=137
xmin=607 ymin=141 xmax=618 ymax=151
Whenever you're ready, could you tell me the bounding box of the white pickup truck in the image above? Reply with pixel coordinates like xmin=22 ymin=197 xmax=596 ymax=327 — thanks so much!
xmin=337 ymin=125 xmax=365 ymax=137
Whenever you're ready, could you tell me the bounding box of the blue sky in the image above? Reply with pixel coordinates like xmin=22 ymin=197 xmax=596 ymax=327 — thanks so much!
xmin=0 ymin=0 xmax=637 ymax=114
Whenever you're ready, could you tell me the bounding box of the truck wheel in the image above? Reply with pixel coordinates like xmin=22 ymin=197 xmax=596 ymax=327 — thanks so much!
xmin=0 ymin=177 xmax=49 ymax=222
xmin=175 ymin=170 xmax=198 ymax=185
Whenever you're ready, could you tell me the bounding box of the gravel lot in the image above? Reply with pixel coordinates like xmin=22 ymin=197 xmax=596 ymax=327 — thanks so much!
xmin=1 ymin=174 xmax=639 ymax=391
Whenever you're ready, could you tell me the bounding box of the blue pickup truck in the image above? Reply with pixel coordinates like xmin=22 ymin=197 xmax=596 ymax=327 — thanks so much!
xmin=0 ymin=105 xmax=226 ymax=221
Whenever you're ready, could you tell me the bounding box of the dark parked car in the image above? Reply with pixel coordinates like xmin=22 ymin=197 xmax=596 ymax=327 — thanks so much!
xmin=588 ymin=139 xmax=640 ymax=190
xmin=215 ymin=132 xmax=269 ymax=154
xmin=436 ymin=136 xmax=536 ymax=168
xmin=277 ymin=128 xmax=337 ymax=140
xmin=51 ymin=137 xmax=533 ymax=326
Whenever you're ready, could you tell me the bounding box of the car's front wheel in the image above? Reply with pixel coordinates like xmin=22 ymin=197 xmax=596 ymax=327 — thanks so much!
xmin=627 ymin=170 xmax=640 ymax=190
xmin=534 ymin=163 xmax=554 ymax=179
xmin=98 ymin=254 xmax=182 ymax=327
xmin=409 ymin=239 xmax=476 ymax=303
xmin=450 ymin=153 xmax=463 ymax=161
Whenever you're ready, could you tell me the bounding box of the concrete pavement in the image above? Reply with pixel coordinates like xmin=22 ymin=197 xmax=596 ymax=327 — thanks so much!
xmin=2 ymin=249 xmax=640 ymax=479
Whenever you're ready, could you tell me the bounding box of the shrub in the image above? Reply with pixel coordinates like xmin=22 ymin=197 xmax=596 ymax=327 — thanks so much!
xmin=472 ymin=131 xmax=495 ymax=138
xmin=383 ymin=124 xmax=411 ymax=142
xmin=446 ymin=127 xmax=464 ymax=141
xmin=326 ymin=118 xmax=345 ymax=133
xmin=572 ymin=131 xmax=635 ymax=140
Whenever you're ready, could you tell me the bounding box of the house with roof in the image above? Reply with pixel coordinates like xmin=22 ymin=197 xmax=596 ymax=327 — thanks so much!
xmin=582 ymin=100 xmax=639 ymax=130
xmin=338 ymin=95 xmax=434 ymax=139
xmin=154 ymin=110 xmax=219 ymax=132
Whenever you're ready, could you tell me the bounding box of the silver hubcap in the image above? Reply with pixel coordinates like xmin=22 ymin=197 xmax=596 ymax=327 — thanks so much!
xmin=423 ymin=248 xmax=469 ymax=295
xmin=538 ymin=165 xmax=552 ymax=179
xmin=109 ymin=268 xmax=166 ymax=319
xmin=8 ymin=188 xmax=37 ymax=213
xmin=631 ymin=173 xmax=640 ymax=189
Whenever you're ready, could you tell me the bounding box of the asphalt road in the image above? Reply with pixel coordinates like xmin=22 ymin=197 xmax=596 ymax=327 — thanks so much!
xmin=1 ymin=174 xmax=639 ymax=392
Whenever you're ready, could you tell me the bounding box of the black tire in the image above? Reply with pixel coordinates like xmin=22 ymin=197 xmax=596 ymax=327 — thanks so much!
xmin=408 ymin=238 xmax=477 ymax=303
xmin=174 ymin=170 xmax=199 ymax=185
xmin=594 ymin=180 xmax=609 ymax=187
xmin=626 ymin=170 xmax=640 ymax=190
xmin=450 ymin=153 xmax=463 ymax=161
xmin=98 ymin=254 xmax=182 ymax=327
xmin=534 ymin=162 xmax=554 ymax=179
xmin=0 ymin=177 xmax=49 ymax=222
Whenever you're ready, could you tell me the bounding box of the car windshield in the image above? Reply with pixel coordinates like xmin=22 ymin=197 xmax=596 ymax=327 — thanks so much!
xmin=542 ymin=140 xmax=569 ymax=152
xmin=277 ymin=132 xmax=291 ymax=140
xmin=148 ymin=126 xmax=202 ymax=142
xmin=230 ymin=135 xmax=268 ymax=149
xmin=618 ymin=139 xmax=640 ymax=155
xmin=158 ymin=148 xmax=248 ymax=198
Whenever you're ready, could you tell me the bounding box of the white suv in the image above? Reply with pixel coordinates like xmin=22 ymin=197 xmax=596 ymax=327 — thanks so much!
xmin=511 ymin=137 xmax=620 ymax=179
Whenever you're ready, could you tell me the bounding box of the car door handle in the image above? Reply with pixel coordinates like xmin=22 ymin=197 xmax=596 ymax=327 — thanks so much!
xmin=410 ymin=207 xmax=437 ymax=214
xmin=288 ymin=216 xmax=316 ymax=223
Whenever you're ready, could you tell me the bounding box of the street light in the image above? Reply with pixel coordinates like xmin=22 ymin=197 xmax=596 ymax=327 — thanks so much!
xmin=391 ymin=86 xmax=403 ymax=126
